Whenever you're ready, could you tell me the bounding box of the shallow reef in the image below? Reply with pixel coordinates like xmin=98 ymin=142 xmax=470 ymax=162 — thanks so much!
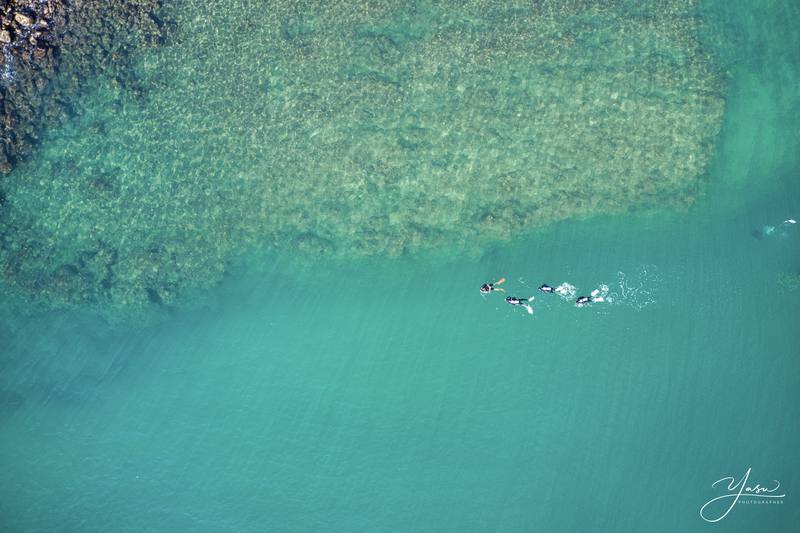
xmin=0 ymin=0 xmax=727 ymax=316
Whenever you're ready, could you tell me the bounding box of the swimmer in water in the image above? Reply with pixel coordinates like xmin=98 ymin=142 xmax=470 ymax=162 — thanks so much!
xmin=752 ymin=218 xmax=797 ymax=239
xmin=480 ymin=277 xmax=506 ymax=294
xmin=575 ymin=295 xmax=591 ymax=307
xmin=506 ymin=295 xmax=535 ymax=314
xmin=538 ymin=284 xmax=555 ymax=294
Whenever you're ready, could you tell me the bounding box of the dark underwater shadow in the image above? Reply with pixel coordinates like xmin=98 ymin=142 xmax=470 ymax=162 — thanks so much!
xmin=0 ymin=298 xmax=163 ymax=414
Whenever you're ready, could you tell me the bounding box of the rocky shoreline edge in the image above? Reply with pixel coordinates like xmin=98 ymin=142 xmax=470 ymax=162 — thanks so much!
xmin=0 ymin=0 xmax=167 ymax=173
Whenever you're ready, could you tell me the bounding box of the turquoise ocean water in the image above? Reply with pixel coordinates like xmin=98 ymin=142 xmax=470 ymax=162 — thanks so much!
xmin=1 ymin=1 xmax=799 ymax=532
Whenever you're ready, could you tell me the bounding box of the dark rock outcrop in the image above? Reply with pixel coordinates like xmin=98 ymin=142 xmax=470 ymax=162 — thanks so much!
xmin=0 ymin=0 xmax=167 ymax=173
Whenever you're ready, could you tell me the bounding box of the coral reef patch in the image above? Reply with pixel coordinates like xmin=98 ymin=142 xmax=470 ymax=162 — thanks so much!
xmin=0 ymin=0 xmax=727 ymax=315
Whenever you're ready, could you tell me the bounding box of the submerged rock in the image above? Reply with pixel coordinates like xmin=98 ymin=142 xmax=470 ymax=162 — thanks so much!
xmin=779 ymin=272 xmax=800 ymax=291
xmin=0 ymin=0 xmax=167 ymax=174
xmin=13 ymin=12 xmax=34 ymax=27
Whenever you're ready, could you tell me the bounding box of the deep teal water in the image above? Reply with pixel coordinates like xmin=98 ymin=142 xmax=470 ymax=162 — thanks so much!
xmin=1 ymin=1 xmax=799 ymax=532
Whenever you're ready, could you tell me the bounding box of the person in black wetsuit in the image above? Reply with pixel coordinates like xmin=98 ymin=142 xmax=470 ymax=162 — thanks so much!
xmin=506 ymin=295 xmax=535 ymax=314
xmin=538 ymin=284 xmax=555 ymax=294
xmin=480 ymin=277 xmax=506 ymax=294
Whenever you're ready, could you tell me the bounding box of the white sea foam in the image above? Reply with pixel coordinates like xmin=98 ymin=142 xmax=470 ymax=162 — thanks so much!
xmin=555 ymin=282 xmax=576 ymax=300
xmin=1 ymin=45 xmax=15 ymax=84
xmin=615 ymin=265 xmax=660 ymax=309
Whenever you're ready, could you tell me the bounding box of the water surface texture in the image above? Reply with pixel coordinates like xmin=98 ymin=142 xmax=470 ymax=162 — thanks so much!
xmin=1 ymin=0 xmax=799 ymax=532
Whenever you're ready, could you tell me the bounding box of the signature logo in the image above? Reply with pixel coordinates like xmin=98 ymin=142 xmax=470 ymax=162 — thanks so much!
xmin=700 ymin=467 xmax=785 ymax=523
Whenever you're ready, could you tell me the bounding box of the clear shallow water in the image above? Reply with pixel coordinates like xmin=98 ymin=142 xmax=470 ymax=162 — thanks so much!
xmin=0 ymin=0 xmax=724 ymax=311
xmin=1 ymin=1 xmax=799 ymax=532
